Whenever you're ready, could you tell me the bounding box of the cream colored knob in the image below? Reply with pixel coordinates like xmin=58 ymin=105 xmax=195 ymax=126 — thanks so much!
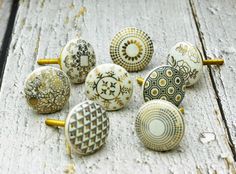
xmin=85 ymin=64 xmax=133 ymax=111
xmin=46 ymin=100 xmax=109 ymax=155
xmin=110 ymin=27 xmax=154 ymax=72
xmin=24 ymin=66 xmax=71 ymax=114
xmin=167 ymin=41 xmax=224 ymax=86
xmin=135 ymin=100 xmax=185 ymax=151
xmin=37 ymin=38 xmax=96 ymax=84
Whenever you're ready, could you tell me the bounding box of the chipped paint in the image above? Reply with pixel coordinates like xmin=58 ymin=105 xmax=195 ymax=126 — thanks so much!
xmin=199 ymin=132 xmax=216 ymax=144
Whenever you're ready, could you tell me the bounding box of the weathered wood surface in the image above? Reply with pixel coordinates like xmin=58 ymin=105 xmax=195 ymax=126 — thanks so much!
xmin=0 ymin=0 xmax=235 ymax=173
xmin=0 ymin=0 xmax=12 ymax=47
xmin=192 ymin=0 xmax=236 ymax=151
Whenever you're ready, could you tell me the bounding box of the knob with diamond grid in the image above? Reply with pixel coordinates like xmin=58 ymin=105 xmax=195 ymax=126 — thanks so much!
xmin=45 ymin=100 xmax=109 ymax=156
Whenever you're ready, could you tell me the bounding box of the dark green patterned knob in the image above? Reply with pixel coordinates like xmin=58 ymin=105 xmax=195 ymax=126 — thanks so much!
xmin=135 ymin=100 xmax=185 ymax=151
xmin=142 ymin=65 xmax=186 ymax=106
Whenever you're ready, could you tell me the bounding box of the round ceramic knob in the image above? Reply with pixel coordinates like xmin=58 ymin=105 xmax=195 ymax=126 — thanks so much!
xmin=61 ymin=38 xmax=96 ymax=83
xmin=85 ymin=63 xmax=133 ymax=111
xmin=37 ymin=38 xmax=96 ymax=84
xmin=167 ymin=41 xmax=203 ymax=86
xmin=135 ymin=100 xmax=185 ymax=151
xmin=110 ymin=27 xmax=154 ymax=72
xmin=24 ymin=67 xmax=71 ymax=114
xmin=142 ymin=65 xmax=186 ymax=106
xmin=65 ymin=100 xmax=109 ymax=155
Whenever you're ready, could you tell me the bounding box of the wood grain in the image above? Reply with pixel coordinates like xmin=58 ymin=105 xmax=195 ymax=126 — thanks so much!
xmin=192 ymin=0 xmax=236 ymax=152
xmin=0 ymin=0 xmax=12 ymax=46
xmin=0 ymin=0 xmax=235 ymax=173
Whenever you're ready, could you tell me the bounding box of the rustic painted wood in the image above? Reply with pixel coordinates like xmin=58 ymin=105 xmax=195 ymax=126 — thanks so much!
xmin=0 ymin=0 xmax=12 ymax=47
xmin=0 ymin=0 xmax=235 ymax=173
xmin=192 ymin=0 xmax=236 ymax=151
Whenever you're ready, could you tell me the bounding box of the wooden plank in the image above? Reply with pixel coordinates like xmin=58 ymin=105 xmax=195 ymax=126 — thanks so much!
xmin=0 ymin=0 xmax=15 ymax=82
xmin=0 ymin=0 xmax=235 ymax=173
xmin=0 ymin=0 xmax=13 ymax=47
xmin=192 ymin=0 xmax=236 ymax=151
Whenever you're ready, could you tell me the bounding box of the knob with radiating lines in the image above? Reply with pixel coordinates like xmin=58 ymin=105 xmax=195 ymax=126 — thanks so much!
xmin=167 ymin=41 xmax=224 ymax=86
xmin=110 ymin=27 xmax=154 ymax=72
xmin=135 ymin=100 xmax=185 ymax=151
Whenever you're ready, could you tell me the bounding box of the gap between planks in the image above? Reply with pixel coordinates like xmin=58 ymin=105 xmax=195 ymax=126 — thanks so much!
xmin=0 ymin=0 xmax=19 ymax=90
xmin=189 ymin=0 xmax=236 ymax=160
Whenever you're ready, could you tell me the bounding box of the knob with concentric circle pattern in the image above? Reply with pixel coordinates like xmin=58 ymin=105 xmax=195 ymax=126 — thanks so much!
xmin=135 ymin=100 xmax=185 ymax=151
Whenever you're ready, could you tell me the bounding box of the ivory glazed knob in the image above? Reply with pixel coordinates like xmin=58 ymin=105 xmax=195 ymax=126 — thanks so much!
xmin=167 ymin=42 xmax=202 ymax=86
xmin=65 ymin=101 xmax=109 ymax=155
xmin=24 ymin=67 xmax=71 ymax=114
xmin=110 ymin=27 xmax=154 ymax=72
xmin=135 ymin=100 xmax=185 ymax=151
xmin=85 ymin=64 xmax=133 ymax=111
xmin=167 ymin=41 xmax=224 ymax=86
xmin=37 ymin=38 xmax=96 ymax=84
xmin=142 ymin=65 xmax=186 ymax=106
xmin=61 ymin=38 xmax=96 ymax=83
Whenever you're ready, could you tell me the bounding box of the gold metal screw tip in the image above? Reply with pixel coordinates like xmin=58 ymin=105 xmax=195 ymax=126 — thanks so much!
xmin=179 ymin=107 xmax=184 ymax=114
xmin=37 ymin=58 xmax=60 ymax=65
xmin=45 ymin=118 xmax=65 ymax=127
xmin=202 ymin=59 xmax=224 ymax=65
xmin=136 ymin=77 xmax=144 ymax=85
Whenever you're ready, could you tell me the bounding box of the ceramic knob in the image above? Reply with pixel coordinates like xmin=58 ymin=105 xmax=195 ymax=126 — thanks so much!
xmin=24 ymin=67 xmax=71 ymax=114
xmin=142 ymin=65 xmax=186 ymax=106
xmin=65 ymin=100 xmax=109 ymax=155
xmin=85 ymin=63 xmax=133 ymax=111
xmin=135 ymin=100 xmax=185 ymax=151
xmin=143 ymin=65 xmax=186 ymax=106
xmin=167 ymin=41 xmax=203 ymax=86
xmin=60 ymin=38 xmax=96 ymax=83
xmin=110 ymin=27 xmax=154 ymax=72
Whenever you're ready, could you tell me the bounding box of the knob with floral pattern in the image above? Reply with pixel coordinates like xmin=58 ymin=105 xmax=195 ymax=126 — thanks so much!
xmin=85 ymin=64 xmax=133 ymax=111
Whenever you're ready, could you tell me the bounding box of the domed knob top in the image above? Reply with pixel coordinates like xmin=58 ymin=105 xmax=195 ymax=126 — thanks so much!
xmin=167 ymin=41 xmax=203 ymax=86
xmin=65 ymin=101 xmax=109 ymax=155
xmin=142 ymin=65 xmax=186 ymax=106
xmin=60 ymin=38 xmax=96 ymax=83
xmin=24 ymin=66 xmax=71 ymax=114
xmin=110 ymin=27 xmax=154 ymax=72
xmin=85 ymin=63 xmax=133 ymax=111
xmin=135 ymin=100 xmax=185 ymax=151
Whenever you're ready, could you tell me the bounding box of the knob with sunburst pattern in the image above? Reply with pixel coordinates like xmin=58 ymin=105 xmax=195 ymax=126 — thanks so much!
xmin=110 ymin=27 xmax=154 ymax=72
